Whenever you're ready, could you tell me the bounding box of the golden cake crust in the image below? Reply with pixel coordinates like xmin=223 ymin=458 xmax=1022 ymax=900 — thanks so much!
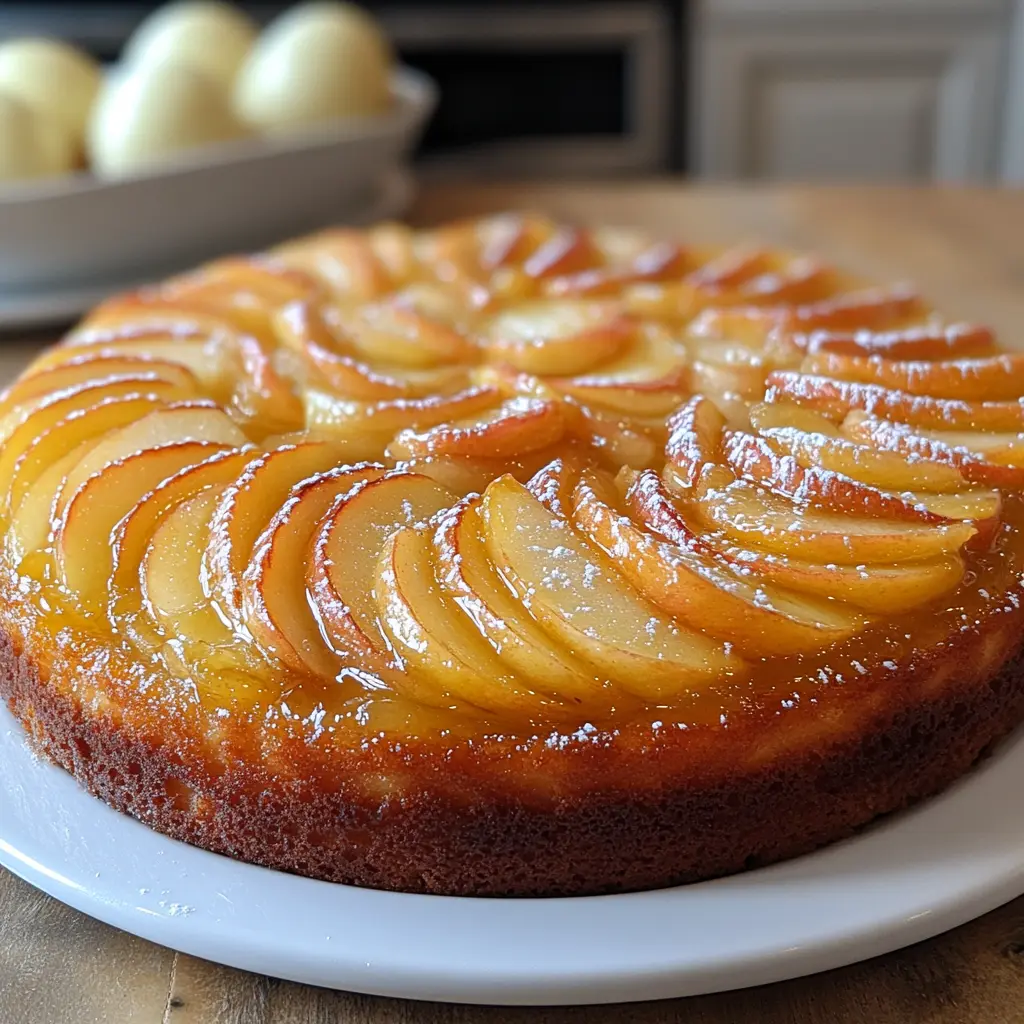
xmin=2 ymin=213 xmax=1024 ymax=896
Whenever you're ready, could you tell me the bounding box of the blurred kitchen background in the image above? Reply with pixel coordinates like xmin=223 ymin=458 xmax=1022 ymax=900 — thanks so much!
xmin=2 ymin=0 xmax=1022 ymax=184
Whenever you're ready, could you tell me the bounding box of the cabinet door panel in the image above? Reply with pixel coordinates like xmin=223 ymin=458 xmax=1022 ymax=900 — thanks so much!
xmin=756 ymin=68 xmax=937 ymax=180
xmin=694 ymin=23 xmax=1005 ymax=181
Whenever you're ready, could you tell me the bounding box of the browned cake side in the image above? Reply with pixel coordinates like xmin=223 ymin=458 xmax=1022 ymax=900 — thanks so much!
xmin=4 ymin=588 xmax=1022 ymax=896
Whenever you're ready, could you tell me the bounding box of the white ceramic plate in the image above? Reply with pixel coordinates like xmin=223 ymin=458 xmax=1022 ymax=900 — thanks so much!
xmin=0 ymin=67 xmax=434 ymax=294
xmin=0 ymin=167 xmax=416 ymax=333
xmin=1 ymin=703 xmax=1020 ymax=1006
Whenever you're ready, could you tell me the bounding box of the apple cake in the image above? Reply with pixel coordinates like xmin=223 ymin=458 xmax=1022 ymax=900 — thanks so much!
xmin=2 ymin=214 xmax=1023 ymax=896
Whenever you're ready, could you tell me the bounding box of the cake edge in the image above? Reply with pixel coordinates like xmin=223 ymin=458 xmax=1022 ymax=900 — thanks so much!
xmin=3 ymin=619 xmax=1024 ymax=898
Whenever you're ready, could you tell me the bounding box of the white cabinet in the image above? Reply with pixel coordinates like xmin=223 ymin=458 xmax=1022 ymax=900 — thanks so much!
xmin=692 ymin=1 xmax=1012 ymax=181
xmin=1001 ymin=0 xmax=1024 ymax=182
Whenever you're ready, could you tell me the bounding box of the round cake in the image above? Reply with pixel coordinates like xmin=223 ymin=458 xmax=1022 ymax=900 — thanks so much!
xmin=2 ymin=214 xmax=1023 ymax=896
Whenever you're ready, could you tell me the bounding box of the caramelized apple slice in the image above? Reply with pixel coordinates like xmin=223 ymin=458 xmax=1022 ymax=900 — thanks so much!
xmin=390 ymin=277 xmax=487 ymax=327
xmin=304 ymin=385 xmax=501 ymax=443
xmin=799 ymin=323 xmax=996 ymax=360
xmin=525 ymin=454 xmax=589 ymax=518
xmin=572 ymin=468 xmax=867 ymax=655
xmin=545 ymin=241 xmax=690 ymax=298
xmin=41 ymin=332 xmax=305 ymax=436
xmin=309 ymin=470 xmax=457 ymax=669
xmin=241 ymin=463 xmax=386 ymax=676
xmin=688 ymin=346 xmax=773 ymax=401
xmin=434 ymin=496 xmax=608 ymax=702
xmin=468 ymin=211 xmax=552 ymax=270
xmin=273 ymin=228 xmax=393 ymax=299
xmin=904 ymin=427 xmax=1024 ymax=466
xmin=756 ymin=425 xmax=969 ymax=493
xmin=547 ymin=327 xmax=689 ymax=416
xmin=0 ymin=358 xmax=187 ymax=417
xmin=163 ymin=253 xmax=322 ymax=302
xmin=3 ymin=394 xmax=169 ymax=519
xmin=157 ymin=255 xmax=322 ymax=341
xmin=57 ymin=441 xmax=231 ymax=605
xmin=521 ymin=226 xmax=601 ymax=279
xmin=696 ymin=474 xmax=976 ymax=564
xmin=481 ymin=300 xmax=633 ymax=376
xmin=630 ymin=459 xmax=959 ymax=604
xmin=624 ymin=249 xmax=774 ymax=319
xmin=627 ymin=464 xmax=939 ymax=606
xmin=308 ymin=348 xmax=472 ymax=402
xmin=72 ymin=293 xmax=252 ymax=341
xmin=483 ymin=366 xmax=659 ymax=466
xmin=747 ymin=400 xmax=842 ymax=438
xmin=204 ymin=441 xmax=360 ymax=619
xmin=396 ymin=442 xmax=569 ymax=496
xmin=0 ymin=394 xmax=53 ymax=443
xmin=276 ymin=300 xmax=471 ymax=400
xmin=146 ymin=332 xmax=304 ymax=435
xmin=377 ymin=525 xmax=551 ymax=714
xmin=787 ymin=285 xmax=927 ymax=332
xmin=143 ymin=487 xmax=240 ymax=648
xmin=624 ymin=250 xmax=830 ymax=319
xmin=723 ymin=431 xmax=945 ymax=523
xmin=895 ymin=487 xmax=1002 ymax=551
xmin=713 ymin=544 xmax=964 ymax=614
xmin=0 ymin=377 xmax=192 ymax=485
xmin=416 ymin=215 xmax=481 ymax=268
xmin=766 ymin=372 xmax=1024 ymax=431
xmin=922 ymin=485 xmax=1001 ymax=516
xmin=573 ymin=403 xmax=662 ymax=469
xmin=6 ymin=449 xmax=89 ymax=565
xmin=388 ymin=396 xmax=567 ymax=460
xmin=682 ymin=307 xmax=789 ymax=349
xmin=107 ymin=448 xmax=255 ymax=635
xmin=663 ymin=395 xmax=727 ymax=490
xmin=842 ymin=413 xmax=1024 ymax=489
xmin=622 ymin=466 xmax=709 ymax=551
xmin=596 ymin=226 xmax=680 ymax=265
xmin=327 ymin=300 xmax=478 ymax=369
xmin=481 ymin=475 xmax=744 ymax=699
xmin=799 ymin=352 xmax=1024 ymax=401
xmin=736 ymin=259 xmax=839 ymax=307
xmin=57 ymin=402 xmax=246 ymax=514
xmin=690 ymin=247 xmax=777 ymax=289
xmin=365 ymin=221 xmax=417 ymax=282
xmin=398 ymin=455 xmax=515 ymax=496
xmin=3 ymin=354 xmax=198 ymax=407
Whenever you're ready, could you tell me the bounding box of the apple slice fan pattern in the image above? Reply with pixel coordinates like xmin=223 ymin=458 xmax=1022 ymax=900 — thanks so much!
xmin=1 ymin=213 xmax=1023 ymax=897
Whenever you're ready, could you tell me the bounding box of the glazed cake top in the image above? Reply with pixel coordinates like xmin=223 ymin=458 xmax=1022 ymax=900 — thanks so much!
xmin=2 ymin=212 xmax=1023 ymax=738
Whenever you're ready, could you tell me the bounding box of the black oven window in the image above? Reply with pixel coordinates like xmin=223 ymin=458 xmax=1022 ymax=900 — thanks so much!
xmin=402 ymin=47 xmax=627 ymax=154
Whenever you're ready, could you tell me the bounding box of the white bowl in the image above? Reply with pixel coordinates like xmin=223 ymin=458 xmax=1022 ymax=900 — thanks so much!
xmin=0 ymin=166 xmax=415 ymax=332
xmin=0 ymin=66 xmax=435 ymax=292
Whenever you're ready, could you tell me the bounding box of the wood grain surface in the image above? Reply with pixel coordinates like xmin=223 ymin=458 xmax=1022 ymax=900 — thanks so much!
xmin=1 ymin=183 xmax=1023 ymax=1023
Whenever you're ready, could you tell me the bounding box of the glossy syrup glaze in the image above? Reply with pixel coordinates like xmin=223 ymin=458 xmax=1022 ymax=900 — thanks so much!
xmin=6 ymin=496 xmax=1024 ymax=746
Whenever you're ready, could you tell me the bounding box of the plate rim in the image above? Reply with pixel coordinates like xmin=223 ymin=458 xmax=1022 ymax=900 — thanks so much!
xmin=1 ymin=702 xmax=1021 ymax=1006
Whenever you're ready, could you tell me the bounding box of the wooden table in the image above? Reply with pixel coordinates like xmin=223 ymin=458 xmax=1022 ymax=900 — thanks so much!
xmin=1 ymin=183 xmax=1023 ymax=1023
